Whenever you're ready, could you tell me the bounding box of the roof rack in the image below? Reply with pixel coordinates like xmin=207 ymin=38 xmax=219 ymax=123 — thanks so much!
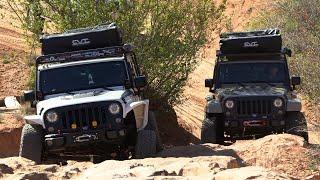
xmin=216 ymin=48 xmax=292 ymax=62
xmin=220 ymin=28 xmax=280 ymax=39
xmin=217 ymin=48 xmax=291 ymax=57
xmin=36 ymin=45 xmax=133 ymax=65
xmin=219 ymin=28 xmax=282 ymax=54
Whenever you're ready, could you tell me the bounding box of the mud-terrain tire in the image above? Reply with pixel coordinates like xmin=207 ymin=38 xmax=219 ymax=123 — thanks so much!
xmin=19 ymin=124 xmax=44 ymax=164
xmin=201 ymin=116 xmax=224 ymax=144
xmin=285 ymin=112 xmax=309 ymax=142
xmin=144 ymin=111 xmax=163 ymax=152
xmin=135 ymin=130 xmax=157 ymax=159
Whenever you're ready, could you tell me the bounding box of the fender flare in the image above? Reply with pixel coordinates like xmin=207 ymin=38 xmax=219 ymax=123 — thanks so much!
xmin=24 ymin=115 xmax=45 ymax=128
xmin=206 ymin=100 xmax=223 ymax=114
xmin=124 ymin=100 xmax=149 ymax=131
xmin=286 ymin=98 xmax=302 ymax=112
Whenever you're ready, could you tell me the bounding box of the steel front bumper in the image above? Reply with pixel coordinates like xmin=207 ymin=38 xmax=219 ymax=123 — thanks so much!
xmin=224 ymin=118 xmax=286 ymax=138
xmin=44 ymin=129 xmax=127 ymax=151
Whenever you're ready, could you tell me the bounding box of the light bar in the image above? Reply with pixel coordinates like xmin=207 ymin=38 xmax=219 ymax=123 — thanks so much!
xmin=36 ymin=46 xmax=124 ymax=64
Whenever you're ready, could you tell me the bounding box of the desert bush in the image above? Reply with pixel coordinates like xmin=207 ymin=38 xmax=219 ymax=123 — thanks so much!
xmin=251 ymin=0 xmax=320 ymax=104
xmin=6 ymin=0 xmax=225 ymax=108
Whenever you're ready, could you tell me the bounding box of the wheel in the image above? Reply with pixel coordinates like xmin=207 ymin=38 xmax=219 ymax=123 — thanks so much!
xmin=201 ymin=115 xmax=224 ymax=144
xmin=285 ymin=112 xmax=309 ymax=142
xmin=144 ymin=111 xmax=163 ymax=152
xmin=135 ymin=130 xmax=157 ymax=159
xmin=19 ymin=124 xmax=44 ymax=164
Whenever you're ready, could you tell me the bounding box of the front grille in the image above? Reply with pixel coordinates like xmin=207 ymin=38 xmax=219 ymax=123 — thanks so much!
xmin=235 ymin=98 xmax=273 ymax=117
xmin=54 ymin=102 xmax=122 ymax=132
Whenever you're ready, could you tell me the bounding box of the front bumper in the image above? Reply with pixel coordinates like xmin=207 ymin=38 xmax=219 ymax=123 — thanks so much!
xmin=44 ymin=129 xmax=127 ymax=151
xmin=224 ymin=118 xmax=286 ymax=138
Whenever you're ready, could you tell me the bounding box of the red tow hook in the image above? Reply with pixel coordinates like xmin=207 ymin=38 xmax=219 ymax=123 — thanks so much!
xmin=243 ymin=120 xmax=267 ymax=127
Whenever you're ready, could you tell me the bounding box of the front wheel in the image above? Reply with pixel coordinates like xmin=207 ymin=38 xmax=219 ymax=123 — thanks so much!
xmin=135 ymin=111 xmax=162 ymax=158
xmin=201 ymin=116 xmax=224 ymax=144
xmin=135 ymin=130 xmax=157 ymax=159
xmin=19 ymin=124 xmax=44 ymax=164
xmin=285 ymin=112 xmax=309 ymax=142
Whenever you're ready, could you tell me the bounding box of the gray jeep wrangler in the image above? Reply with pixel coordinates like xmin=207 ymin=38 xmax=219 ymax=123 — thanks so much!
xmin=20 ymin=24 xmax=162 ymax=163
xmin=202 ymin=29 xmax=308 ymax=144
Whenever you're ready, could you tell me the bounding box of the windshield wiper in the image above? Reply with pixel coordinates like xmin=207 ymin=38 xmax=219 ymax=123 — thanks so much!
xmin=237 ymin=82 xmax=247 ymax=88
xmin=91 ymin=86 xmax=115 ymax=96
xmin=254 ymin=82 xmax=277 ymax=87
xmin=101 ymin=86 xmax=114 ymax=91
xmin=66 ymin=91 xmax=77 ymax=95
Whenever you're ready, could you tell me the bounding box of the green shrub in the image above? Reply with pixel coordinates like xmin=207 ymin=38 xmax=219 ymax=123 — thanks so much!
xmin=6 ymin=0 xmax=225 ymax=108
xmin=27 ymin=66 xmax=36 ymax=89
xmin=250 ymin=0 xmax=320 ymax=104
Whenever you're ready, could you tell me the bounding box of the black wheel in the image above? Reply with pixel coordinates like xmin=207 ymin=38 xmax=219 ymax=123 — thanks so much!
xmin=144 ymin=111 xmax=163 ymax=152
xmin=201 ymin=115 xmax=224 ymax=144
xmin=285 ymin=112 xmax=309 ymax=142
xmin=19 ymin=124 xmax=44 ymax=164
xmin=135 ymin=130 xmax=157 ymax=159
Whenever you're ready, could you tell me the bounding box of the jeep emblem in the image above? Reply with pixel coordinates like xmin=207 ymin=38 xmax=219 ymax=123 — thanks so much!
xmin=243 ymin=41 xmax=259 ymax=48
xmin=72 ymin=38 xmax=91 ymax=47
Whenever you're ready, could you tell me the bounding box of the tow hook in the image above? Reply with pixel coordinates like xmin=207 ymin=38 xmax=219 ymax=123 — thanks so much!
xmin=74 ymin=134 xmax=98 ymax=143
xmin=243 ymin=120 xmax=267 ymax=127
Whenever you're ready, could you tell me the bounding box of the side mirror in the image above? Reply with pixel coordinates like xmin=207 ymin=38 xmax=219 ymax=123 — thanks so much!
xmin=291 ymin=76 xmax=301 ymax=86
xmin=205 ymin=79 xmax=214 ymax=88
xmin=291 ymin=76 xmax=301 ymax=90
xmin=134 ymin=76 xmax=147 ymax=88
xmin=24 ymin=90 xmax=35 ymax=102
xmin=283 ymin=47 xmax=292 ymax=57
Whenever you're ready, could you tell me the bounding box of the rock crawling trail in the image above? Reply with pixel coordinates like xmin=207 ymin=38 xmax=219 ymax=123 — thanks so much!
xmin=0 ymin=0 xmax=320 ymax=179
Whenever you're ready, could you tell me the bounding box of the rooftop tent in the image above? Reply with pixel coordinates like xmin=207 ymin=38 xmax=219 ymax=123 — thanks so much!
xmin=40 ymin=23 xmax=123 ymax=55
xmin=219 ymin=29 xmax=282 ymax=54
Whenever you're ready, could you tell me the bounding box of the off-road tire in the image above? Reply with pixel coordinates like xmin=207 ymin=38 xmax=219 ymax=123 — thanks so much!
xmin=0 ymin=99 xmax=4 ymax=107
xmin=201 ymin=116 xmax=224 ymax=144
xmin=19 ymin=124 xmax=44 ymax=164
xmin=144 ymin=111 xmax=163 ymax=152
xmin=285 ymin=112 xmax=309 ymax=142
xmin=135 ymin=130 xmax=157 ymax=159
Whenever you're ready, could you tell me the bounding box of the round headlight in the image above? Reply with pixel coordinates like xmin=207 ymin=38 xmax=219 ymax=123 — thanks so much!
xmin=109 ymin=103 xmax=120 ymax=114
xmin=46 ymin=111 xmax=58 ymax=123
xmin=274 ymin=98 xmax=283 ymax=107
xmin=225 ymin=100 xmax=235 ymax=109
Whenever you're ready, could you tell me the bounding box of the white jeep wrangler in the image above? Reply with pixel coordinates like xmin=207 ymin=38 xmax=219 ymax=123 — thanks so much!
xmin=20 ymin=24 xmax=161 ymax=163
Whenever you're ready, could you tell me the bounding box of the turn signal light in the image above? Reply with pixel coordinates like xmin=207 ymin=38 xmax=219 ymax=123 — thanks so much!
xmin=92 ymin=121 xmax=98 ymax=128
xmin=71 ymin=123 xmax=77 ymax=129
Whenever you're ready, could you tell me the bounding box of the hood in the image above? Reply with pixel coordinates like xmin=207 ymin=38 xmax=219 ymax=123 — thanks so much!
xmin=216 ymin=85 xmax=287 ymax=99
xmin=37 ymin=90 xmax=130 ymax=115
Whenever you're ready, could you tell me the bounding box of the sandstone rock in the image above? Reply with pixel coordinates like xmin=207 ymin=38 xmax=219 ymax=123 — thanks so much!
xmin=306 ymin=173 xmax=320 ymax=180
xmin=19 ymin=172 xmax=50 ymax=180
xmin=213 ymin=166 xmax=290 ymax=180
xmin=0 ymin=134 xmax=313 ymax=179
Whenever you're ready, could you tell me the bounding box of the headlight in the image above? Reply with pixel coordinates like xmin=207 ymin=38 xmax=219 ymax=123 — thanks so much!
xmin=225 ymin=100 xmax=235 ymax=109
xmin=46 ymin=111 xmax=58 ymax=123
xmin=109 ymin=103 xmax=120 ymax=114
xmin=274 ymin=98 xmax=283 ymax=107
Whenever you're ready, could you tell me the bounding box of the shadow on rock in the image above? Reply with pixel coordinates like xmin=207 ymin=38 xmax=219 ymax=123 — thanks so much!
xmin=158 ymin=143 xmax=246 ymax=167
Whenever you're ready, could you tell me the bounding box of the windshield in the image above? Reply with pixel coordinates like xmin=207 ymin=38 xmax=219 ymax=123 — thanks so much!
xmin=40 ymin=61 xmax=128 ymax=95
xmin=217 ymin=62 xmax=288 ymax=85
